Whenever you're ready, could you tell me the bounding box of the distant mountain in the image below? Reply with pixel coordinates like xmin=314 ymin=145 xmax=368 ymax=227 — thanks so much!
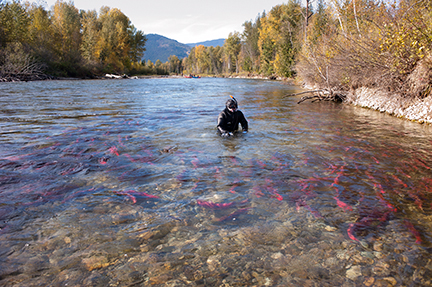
xmin=187 ymin=38 xmax=225 ymax=47
xmin=143 ymin=34 xmax=191 ymax=63
xmin=143 ymin=34 xmax=226 ymax=63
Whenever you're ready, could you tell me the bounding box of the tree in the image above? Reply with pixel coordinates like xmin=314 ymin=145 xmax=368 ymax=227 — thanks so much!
xmin=184 ymin=46 xmax=196 ymax=74
xmin=96 ymin=6 xmax=146 ymax=73
xmin=296 ymin=0 xmax=432 ymax=99
xmin=208 ymin=46 xmax=223 ymax=74
xmin=1 ymin=0 xmax=148 ymax=79
xmin=224 ymin=32 xmax=241 ymax=73
xmin=26 ymin=3 xmax=56 ymax=73
xmin=241 ymin=14 xmax=262 ymax=73
xmin=128 ymin=25 xmax=146 ymax=63
xmin=303 ymin=0 xmax=313 ymax=42
xmin=195 ymin=45 xmax=209 ymax=73
xmin=0 ymin=0 xmax=30 ymax=46
xmin=146 ymin=59 xmax=155 ymax=73
xmin=51 ymin=0 xmax=81 ymax=63
xmin=80 ymin=9 xmax=100 ymax=62
xmin=258 ymin=21 xmax=275 ymax=75
xmin=277 ymin=1 xmax=303 ymax=77
xmin=96 ymin=7 xmax=129 ymax=72
xmin=168 ymin=55 xmax=181 ymax=74
xmin=258 ymin=2 xmax=302 ymax=77
xmin=308 ymin=0 xmax=329 ymax=45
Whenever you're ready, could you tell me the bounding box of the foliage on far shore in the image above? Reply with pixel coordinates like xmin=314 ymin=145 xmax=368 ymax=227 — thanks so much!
xmin=179 ymin=1 xmax=303 ymax=78
xmin=2 ymin=0 xmax=431 ymax=102
xmin=181 ymin=0 xmax=432 ymax=101
xmin=0 ymin=0 xmax=148 ymax=81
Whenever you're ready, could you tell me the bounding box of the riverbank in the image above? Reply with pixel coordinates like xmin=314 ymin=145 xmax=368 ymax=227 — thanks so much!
xmin=298 ymin=84 xmax=432 ymax=125
xmin=0 ymin=71 xmax=292 ymax=82
xmin=345 ymin=87 xmax=432 ymax=125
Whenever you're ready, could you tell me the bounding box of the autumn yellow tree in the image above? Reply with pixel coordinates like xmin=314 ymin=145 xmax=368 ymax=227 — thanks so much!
xmin=80 ymin=9 xmax=99 ymax=63
xmin=168 ymin=55 xmax=181 ymax=74
xmin=27 ymin=3 xmax=54 ymax=61
xmin=94 ymin=6 xmax=146 ymax=73
xmin=195 ymin=45 xmax=210 ymax=73
xmin=51 ymin=0 xmax=81 ymax=68
xmin=96 ymin=7 xmax=130 ymax=72
xmin=1 ymin=0 xmax=147 ymax=79
xmin=258 ymin=1 xmax=302 ymax=77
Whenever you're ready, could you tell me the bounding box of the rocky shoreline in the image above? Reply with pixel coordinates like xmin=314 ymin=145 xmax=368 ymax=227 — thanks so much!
xmin=345 ymin=87 xmax=432 ymax=125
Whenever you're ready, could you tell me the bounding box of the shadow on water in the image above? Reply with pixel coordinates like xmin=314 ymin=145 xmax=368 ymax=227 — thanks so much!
xmin=1 ymin=78 xmax=432 ymax=286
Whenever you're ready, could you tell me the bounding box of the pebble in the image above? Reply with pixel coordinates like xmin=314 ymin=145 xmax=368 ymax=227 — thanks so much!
xmin=325 ymin=225 xmax=337 ymax=231
xmin=372 ymin=261 xmax=390 ymax=276
xmin=373 ymin=241 xmax=383 ymax=252
xmin=207 ymin=255 xmax=221 ymax=272
xmin=363 ymin=277 xmax=375 ymax=286
xmin=82 ymin=256 xmax=110 ymax=271
xmin=383 ymin=277 xmax=397 ymax=286
xmin=346 ymin=266 xmax=362 ymax=280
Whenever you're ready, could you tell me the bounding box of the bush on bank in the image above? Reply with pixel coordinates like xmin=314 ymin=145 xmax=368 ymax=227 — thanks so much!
xmin=296 ymin=0 xmax=432 ymax=123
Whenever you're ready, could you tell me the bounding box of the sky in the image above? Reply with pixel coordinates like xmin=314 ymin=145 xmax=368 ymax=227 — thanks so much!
xmin=43 ymin=0 xmax=304 ymax=44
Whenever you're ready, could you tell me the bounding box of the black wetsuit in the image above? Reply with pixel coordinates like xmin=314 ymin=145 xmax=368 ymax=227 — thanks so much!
xmin=217 ymin=108 xmax=248 ymax=134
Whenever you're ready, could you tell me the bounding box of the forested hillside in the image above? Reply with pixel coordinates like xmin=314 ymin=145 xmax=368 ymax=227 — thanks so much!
xmin=144 ymin=34 xmax=190 ymax=63
xmin=0 ymin=0 xmax=146 ymax=80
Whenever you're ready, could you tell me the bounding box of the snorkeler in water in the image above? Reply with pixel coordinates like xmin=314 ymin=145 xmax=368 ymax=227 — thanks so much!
xmin=217 ymin=96 xmax=248 ymax=137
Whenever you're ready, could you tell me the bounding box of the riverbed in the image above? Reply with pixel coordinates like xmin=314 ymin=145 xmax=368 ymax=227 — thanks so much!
xmin=1 ymin=78 xmax=431 ymax=286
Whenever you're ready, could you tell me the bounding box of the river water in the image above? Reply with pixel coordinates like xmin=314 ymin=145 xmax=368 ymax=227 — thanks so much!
xmin=1 ymin=78 xmax=431 ymax=286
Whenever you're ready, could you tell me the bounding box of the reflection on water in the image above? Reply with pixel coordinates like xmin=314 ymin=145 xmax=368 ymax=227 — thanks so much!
xmin=1 ymin=78 xmax=432 ymax=286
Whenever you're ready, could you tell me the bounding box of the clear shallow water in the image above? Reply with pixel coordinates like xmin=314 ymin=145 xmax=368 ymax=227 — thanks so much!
xmin=1 ymin=78 xmax=432 ymax=286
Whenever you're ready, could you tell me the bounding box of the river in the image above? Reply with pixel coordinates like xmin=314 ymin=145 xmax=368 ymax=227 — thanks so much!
xmin=1 ymin=78 xmax=431 ymax=286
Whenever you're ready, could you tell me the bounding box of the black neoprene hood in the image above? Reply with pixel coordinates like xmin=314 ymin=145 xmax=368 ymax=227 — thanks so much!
xmin=226 ymin=98 xmax=238 ymax=109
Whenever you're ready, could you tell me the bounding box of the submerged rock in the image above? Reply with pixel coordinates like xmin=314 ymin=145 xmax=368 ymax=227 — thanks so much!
xmin=346 ymin=265 xmax=362 ymax=280
xmin=82 ymin=255 xmax=110 ymax=271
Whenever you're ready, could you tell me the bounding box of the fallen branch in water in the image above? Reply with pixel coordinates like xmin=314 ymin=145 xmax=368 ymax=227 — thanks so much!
xmin=295 ymin=89 xmax=347 ymax=104
xmin=284 ymin=89 xmax=326 ymax=97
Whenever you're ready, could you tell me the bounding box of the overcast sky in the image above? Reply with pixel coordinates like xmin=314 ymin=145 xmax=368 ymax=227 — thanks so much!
xmin=43 ymin=0 xmax=306 ymax=44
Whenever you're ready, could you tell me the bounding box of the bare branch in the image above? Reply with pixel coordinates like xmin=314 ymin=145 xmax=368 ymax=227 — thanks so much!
xmin=297 ymin=90 xmax=346 ymax=104
xmin=284 ymin=89 xmax=326 ymax=97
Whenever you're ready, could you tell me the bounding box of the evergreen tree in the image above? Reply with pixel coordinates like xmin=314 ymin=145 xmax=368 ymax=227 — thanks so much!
xmin=224 ymin=32 xmax=241 ymax=73
xmin=0 ymin=0 xmax=30 ymax=46
xmin=241 ymin=14 xmax=262 ymax=73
